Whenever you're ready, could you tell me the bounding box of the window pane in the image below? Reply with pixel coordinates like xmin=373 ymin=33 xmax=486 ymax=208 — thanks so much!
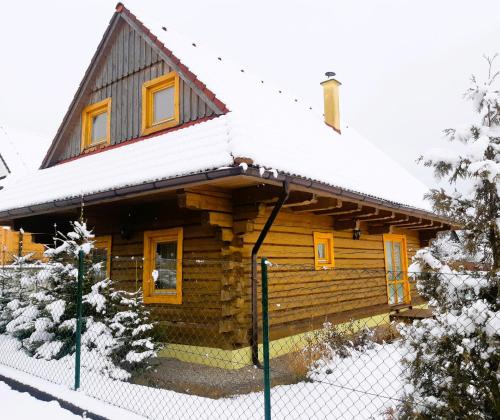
xmin=317 ymin=242 xmax=326 ymax=260
xmin=153 ymin=86 xmax=174 ymax=124
xmin=91 ymin=112 xmax=107 ymax=144
xmin=388 ymin=284 xmax=396 ymax=304
xmin=385 ymin=241 xmax=394 ymax=280
xmin=154 ymin=241 xmax=177 ymax=290
xmin=92 ymin=248 xmax=108 ymax=282
xmin=397 ymin=283 xmax=404 ymax=303
xmin=393 ymin=242 xmax=403 ymax=280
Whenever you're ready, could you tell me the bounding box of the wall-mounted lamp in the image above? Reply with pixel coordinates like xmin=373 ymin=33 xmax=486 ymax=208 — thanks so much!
xmin=353 ymin=228 xmax=361 ymax=240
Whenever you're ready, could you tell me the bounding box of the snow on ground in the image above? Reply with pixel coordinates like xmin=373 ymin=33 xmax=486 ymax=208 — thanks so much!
xmin=0 ymin=334 xmax=403 ymax=419
xmin=0 ymin=379 xmax=82 ymax=419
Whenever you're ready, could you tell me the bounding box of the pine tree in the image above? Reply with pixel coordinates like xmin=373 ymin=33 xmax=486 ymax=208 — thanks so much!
xmin=421 ymin=55 xmax=500 ymax=271
xmin=396 ymin=57 xmax=500 ymax=419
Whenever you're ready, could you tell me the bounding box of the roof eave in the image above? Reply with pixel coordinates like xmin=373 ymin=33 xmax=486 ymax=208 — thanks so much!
xmin=0 ymin=165 xmax=456 ymax=228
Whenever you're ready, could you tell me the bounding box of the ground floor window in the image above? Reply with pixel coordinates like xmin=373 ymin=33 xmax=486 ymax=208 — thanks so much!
xmin=313 ymin=232 xmax=335 ymax=269
xmin=382 ymin=234 xmax=410 ymax=305
xmin=143 ymin=227 xmax=183 ymax=304
xmin=92 ymin=235 xmax=112 ymax=281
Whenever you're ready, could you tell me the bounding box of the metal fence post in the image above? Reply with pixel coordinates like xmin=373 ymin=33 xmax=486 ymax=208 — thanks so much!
xmin=74 ymin=249 xmax=84 ymax=390
xmin=261 ymin=257 xmax=271 ymax=420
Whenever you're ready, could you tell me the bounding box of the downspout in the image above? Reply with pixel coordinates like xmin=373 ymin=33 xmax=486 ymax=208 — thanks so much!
xmin=251 ymin=180 xmax=290 ymax=367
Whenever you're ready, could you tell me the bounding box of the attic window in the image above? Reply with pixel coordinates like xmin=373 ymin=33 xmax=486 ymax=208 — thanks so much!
xmin=142 ymin=72 xmax=180 ymax=135
xmin=81 ymin=98 xmax=111 ymax=150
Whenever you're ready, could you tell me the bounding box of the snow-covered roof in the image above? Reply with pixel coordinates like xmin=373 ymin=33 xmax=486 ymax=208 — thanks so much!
xmin=0 ymin=4 xmax=433 ymax=215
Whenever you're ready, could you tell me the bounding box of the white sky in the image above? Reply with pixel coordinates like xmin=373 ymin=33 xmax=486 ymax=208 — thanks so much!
xmin=1 ymin=0 xmax=498 ymax=186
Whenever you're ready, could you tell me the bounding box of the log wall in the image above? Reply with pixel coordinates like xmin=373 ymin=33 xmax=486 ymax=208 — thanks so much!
xmin=79 ymin=185 xmax=428 ymax=350
xmin=232 ymin=204 xmax=424 ymax=343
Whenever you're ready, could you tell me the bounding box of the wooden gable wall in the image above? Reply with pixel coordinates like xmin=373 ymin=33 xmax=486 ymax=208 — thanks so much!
xmin=49 ymin=18 xmax=217 ymax=165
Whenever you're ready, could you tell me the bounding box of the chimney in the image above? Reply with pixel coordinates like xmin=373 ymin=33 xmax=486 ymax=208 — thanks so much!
xmin=321 ymin=72 xmax=341 ymax=133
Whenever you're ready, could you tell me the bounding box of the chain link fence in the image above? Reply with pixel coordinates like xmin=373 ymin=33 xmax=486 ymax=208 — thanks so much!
xmin=0 ymin=250 xmax=498 ymax=419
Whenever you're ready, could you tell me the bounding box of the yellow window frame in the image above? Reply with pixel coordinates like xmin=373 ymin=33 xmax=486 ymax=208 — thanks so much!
xmin=93 ymin=235 xmax=112 ymax=279
xmin=81 ymin=98 xmax=112 ymax=151
xmin=313 ymin=232 xmax=335 ymax=270
xmin=382 ymin=234 xmax=411 ymax=305
xmin=143 ymin=227 xmax=183 ymax=304
xmin=141 ymin=72 xmax=180 ymax=136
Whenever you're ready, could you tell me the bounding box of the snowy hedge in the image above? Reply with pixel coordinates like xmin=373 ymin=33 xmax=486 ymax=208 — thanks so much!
xmin=0 ymin=221 xmax=160 ymax=380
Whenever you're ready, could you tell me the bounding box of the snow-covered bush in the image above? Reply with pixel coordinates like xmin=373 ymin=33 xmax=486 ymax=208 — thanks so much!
xmin=0 ymin=221 xmax=160 ymax=380
xmin=396 ymin=253 xmax=499 ymax=418
xmin=313 ymin=320 xmax=375 ymax=359
xmin=0 ymin=254 xmax=45 ymax=335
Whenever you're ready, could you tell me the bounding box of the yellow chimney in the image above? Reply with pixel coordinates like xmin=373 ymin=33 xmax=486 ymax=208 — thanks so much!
xmin=320 ymin=76 xmax=341 ymax=133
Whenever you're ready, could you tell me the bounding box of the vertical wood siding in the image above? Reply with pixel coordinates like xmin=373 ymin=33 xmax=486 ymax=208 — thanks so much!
xmin=53 ymin=21 xmax=215 ymax=164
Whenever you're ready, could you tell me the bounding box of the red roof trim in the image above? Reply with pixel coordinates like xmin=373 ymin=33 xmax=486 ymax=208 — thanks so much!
xmin=53 ymin=115 xmax=220 ymax=167
xmin=118 ymin=5 xmax=230 ymax=114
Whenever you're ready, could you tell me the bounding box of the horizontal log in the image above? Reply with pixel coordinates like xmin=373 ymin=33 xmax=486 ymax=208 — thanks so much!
xmin=177 ymin=191 xmax=232 ymax=213
xmin=202 ymin=212 xmax=233 ymax=228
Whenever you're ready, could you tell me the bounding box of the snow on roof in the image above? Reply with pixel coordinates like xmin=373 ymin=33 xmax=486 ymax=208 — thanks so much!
xmin=0 ymin=5 xmax=432 ymax=214
xmin=0 ymin=117 xmax=232 ymax=212
xmin=127 ymin=5 xmax=432 ymax=210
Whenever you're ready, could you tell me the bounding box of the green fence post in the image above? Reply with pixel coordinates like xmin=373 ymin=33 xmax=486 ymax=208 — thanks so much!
xmin=261 ymin=257 xmax=271 ymax=420
xmin=74 ymin=249 xmax=84 ymax=390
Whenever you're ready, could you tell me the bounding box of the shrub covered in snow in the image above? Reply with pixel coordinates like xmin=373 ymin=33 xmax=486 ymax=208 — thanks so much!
xmin=0 ymin=254 xmax=46 ymax=335
xmin=0 ymin=221 xmax=160 ymax=380
xmin=396 ymin=253 xmax=499 ymax=418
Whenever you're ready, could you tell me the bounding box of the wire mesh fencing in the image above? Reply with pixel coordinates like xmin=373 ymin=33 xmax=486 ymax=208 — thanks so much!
xmin=0 ymin=251 xmax=498 ymax=419
xmin=260 ymin=260 xmax=499 ymax=419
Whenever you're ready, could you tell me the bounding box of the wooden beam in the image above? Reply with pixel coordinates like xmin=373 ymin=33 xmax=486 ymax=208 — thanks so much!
xmin=292 ymin=197 xmax=342 ymax=213
xmin=233 ymin=220 xmax=254 ymax=235
xmin=358 ymin=210 xmax=395 ymax=222
xmin=390 ymin=217 xmax=422 ymax=228
xmin=281 ymin=192 xmax=317 ymax=208
xmin=315 ymin=202 xmax=361 ymax=216
xmin=233 ymin=203 xmax=267 ymax=220
xmin=202 ymin=212 xmax=233 ymax=228
xmin=334 ymin=218 xmax=361 ymax=231
xmin=406 ymin=221 xmax=442 ymax=230
xmin=177 ymin=190 xmax=232 ymax=212
xmin=368 ymin=224 xmax=393 ymax=235
xmin=383 ymin=215 xmax=410 ymax=225
xmin=233 ymin=184 xmax=283 ymax=205
xmin=216 ymin=228 xmax=234 ymax=242
xmin=330 ymin=206 xmax=377 ymax=221
xmin=332 ymin=207 xmax=378 ymax=230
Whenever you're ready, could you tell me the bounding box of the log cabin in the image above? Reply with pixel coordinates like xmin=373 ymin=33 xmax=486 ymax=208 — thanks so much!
xmin=0 ymin=4 xmax=455 ymax=367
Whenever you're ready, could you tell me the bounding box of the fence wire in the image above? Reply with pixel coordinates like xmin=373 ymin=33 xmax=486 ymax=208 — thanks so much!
xmin=0 ymin=251 xmax=497 ymax=419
